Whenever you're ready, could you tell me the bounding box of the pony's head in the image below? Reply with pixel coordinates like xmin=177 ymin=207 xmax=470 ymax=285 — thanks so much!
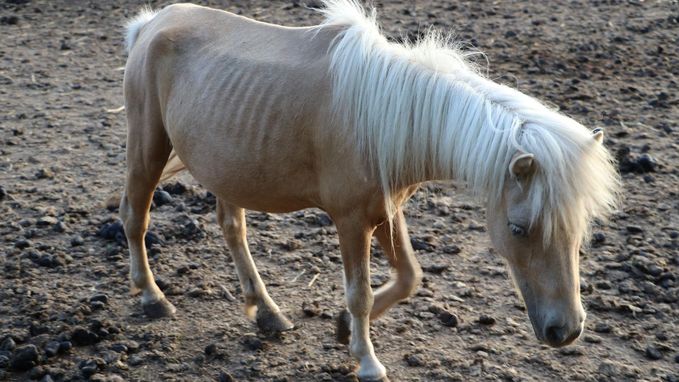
xmin=487 ymin=128 xmax=618 ymax=347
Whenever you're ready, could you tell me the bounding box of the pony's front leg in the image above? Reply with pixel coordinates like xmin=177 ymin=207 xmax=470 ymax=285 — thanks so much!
xmin=336 ymin=216 xmax=387 ymax=381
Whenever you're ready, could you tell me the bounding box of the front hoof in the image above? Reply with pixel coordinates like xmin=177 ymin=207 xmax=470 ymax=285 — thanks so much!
xmin=336 ymin=309 xmax=351 ymax=345
xmin=143 ymin=298 xmax=176 ymax=319
xmin=359 ymin=377 xmax=390 ymax=382
xmin=256 ymin=309 xmax=294 ymax=333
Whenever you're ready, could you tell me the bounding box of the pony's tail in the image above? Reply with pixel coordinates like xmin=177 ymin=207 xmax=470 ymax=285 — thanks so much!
xmin=125 ymin=7 xmax=158 ymax=53
xmin=105 ymin=150 xmax=187 ymax=210
xmin=159 ymin=150 xmax=187 ymax=183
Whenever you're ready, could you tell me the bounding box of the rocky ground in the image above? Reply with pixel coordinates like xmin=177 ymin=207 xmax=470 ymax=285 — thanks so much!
xmin=1 ymin=0 xmax=678 ymax=381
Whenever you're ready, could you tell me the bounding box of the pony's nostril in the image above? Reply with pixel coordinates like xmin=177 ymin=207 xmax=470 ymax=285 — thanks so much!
xmin=545 ymin=325 xmax=566 ymax=346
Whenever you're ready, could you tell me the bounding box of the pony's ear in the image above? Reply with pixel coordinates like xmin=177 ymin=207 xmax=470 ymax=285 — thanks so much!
xmin=509 ymin=152 xmax=536 ymax=178
xmin=592 ymin=128 xmax=604 ymax=144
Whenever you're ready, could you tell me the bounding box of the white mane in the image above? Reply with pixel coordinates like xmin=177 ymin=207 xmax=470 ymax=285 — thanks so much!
xmin=319 ymin=0 xmax=620 ymax=244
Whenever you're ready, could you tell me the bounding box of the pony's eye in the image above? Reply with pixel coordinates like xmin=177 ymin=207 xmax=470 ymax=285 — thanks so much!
xmin=508 ymin=222 xmax=527 ymax=237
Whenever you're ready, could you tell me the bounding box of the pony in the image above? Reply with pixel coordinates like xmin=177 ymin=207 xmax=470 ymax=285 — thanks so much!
xmin=120 ymin=1 xmax=620 ymax=380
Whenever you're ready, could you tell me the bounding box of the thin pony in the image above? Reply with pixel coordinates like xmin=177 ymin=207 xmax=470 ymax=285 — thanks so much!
xmin=119 ymin=1 xmax=621 ymax=380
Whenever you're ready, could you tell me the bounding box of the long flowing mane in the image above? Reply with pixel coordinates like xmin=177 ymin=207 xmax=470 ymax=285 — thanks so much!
xmin=318 ymin=0 xmax=620 ymax=244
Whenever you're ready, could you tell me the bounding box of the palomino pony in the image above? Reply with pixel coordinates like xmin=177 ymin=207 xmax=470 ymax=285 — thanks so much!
xmin=121 ymin=1 xmax=619 ymax=380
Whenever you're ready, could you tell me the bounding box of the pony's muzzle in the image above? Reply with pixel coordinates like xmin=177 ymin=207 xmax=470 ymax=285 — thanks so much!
xmin=541 ymin=314 xmax=585 ymax=347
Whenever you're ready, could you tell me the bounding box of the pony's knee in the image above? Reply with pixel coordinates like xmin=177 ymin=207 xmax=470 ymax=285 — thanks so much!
xmin=346 ymin=282 xmax=374 ymax=316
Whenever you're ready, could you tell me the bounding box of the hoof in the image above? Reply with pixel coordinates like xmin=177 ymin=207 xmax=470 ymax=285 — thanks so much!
xmin=359 ymin=377 xmax=390 ymax=382
xmin=336 ymin=308 xmax=351 ymax=345
xmin=143 ymin=298 xmax=176 ymax=319
xmin=256 ymin=309 xmax=294 ymax=333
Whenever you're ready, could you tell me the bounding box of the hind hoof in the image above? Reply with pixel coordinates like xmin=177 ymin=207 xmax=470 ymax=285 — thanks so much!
xmin=143 ymin=297 xmax=176 ymax=319
xmin=256 ymin=309 xmax=294 ymax=333
xmin=336 ymin=308 xmax=351 ymax=345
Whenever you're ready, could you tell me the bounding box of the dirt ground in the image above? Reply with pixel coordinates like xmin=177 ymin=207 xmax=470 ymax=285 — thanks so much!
xmin=1 ymin=0 xmax=678 ymax=381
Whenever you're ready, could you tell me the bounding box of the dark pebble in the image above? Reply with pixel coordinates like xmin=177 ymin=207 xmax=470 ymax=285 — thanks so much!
xmin=594 ymin=322 xmax=612 ymax=333
xmin=626 ymin=225 xmax=644 ymax=235
xmin=218 ymin=370 xmax=235 ymax=382
xmin=302 ymin=301 xmax=320 ymax=317
xmin=645 ymin=345 xmax=663 ymax=360
xmin=0 ymin=337 xmax=16 ymax=351
xmin=592 ymin=232 xmax=605 ymax=244
xmin=89 ymin=294 xmax=108 ymax=304
xmin=44 ymin=341 xmax=60 ymax=358
xmin=144 ymin=230 xmax=164 ymax=248
xmin=241 ymin=335 xmax=264 ymax=351
xmin=204 ymin=343 xmax=218 ymax=356
xmin=71 ymin=235 xmax=84 ymax=247
xmin=636 ymin=154 xmax=657 ymax=172
xmin=58 ymin=341 xmax=72 ymax=353
xmin=163 ymin=181 xmax=188 ymax=195
xmin=0 ymin=15 xmax=19 ymax=26
xmin=78 ymin=359 xmax=100 ymax=378
xmin=410 ymin=237 xmax=435 ymax=252
xmin=153 ymin=189 xmax=173 ymax=207
xmin=15 ymin=238 xmax=31 ymax=249
xmin=71 ymin=327 xmax=99 ymax=346
xmin=11 ymin=344 xmax=40 ymax=371
xmin=0 ymin=355 xmax=9 ymax=368
xmin=403 ymin=353 xmax=426 ymax=367
xmin=438 ymin=310 xmax=459 ymax=327
xmin=97 ymin=220 xmax=125 ymax=244
xmin=0 ymin=186 xmax=7 ymax=200
xmin=478 ymin=315 xmax=496 ymax=325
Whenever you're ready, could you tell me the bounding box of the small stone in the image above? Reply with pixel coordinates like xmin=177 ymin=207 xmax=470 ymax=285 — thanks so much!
xmin=645 ymin=345 xmax=663 ymax=360
xmin=36 ymin=216 xmax=58 ymax=227
xmin=40 ymin=374 xmax=55 ymax=382
xmin=153 ymin=190 xmax=173 ymax=207
xmin=97 ymin=220 xmax=125 ymax=244
xmin=71 ymin=235 xmax=84 ymax=247
xmin=44 ymin=341 xmax=60 ymax=357
xmin=15 ymin=238 xmax=31 ymax=249
xmin=35 ymin=168 xmax=54 ymax=179
xmin=0 ymin=337 xmax=16 ymax=351
xmin=242 ymin=335 xmax=264 ymax=351
xmin=592 ymin=232 xmax=605 ymax=244
xmin=89 ymin=294 xmax=108 ymax=305
xmin=584 ymin=335 xmax=602 ymax=344
xmin=127 ymin=355 xmax=144 ymax=366
xmin=204 ymin=343 xmax=218 ymax=356
xmin=58 ymin=341 xmax=72 ymax=353
xmin=478 ymin=315 xmax=496 ymax=325
xmin=163 ymin=181 xmax=188 ymax=195
xmin=53 ymin=221 xmax=68 ymax=233
xmin=626 ymin=225 xmax=644 ymax=234
xmin=636 ymin=154 xmax=657 ymax=172
xmin=0 ymin=186 xmax=7 ymax=200
xmin=438 ymin=310 xmax=459 ymax=327
xmin=0 ymin=355 xmax=9 ymax=368
xmin=78 ymin=359 xmax=100 ymax=378
xmin=302 ymin=301 xmax=320 ymax=317
xmin=404 ymin=353 xmax=426 ymax=367
xmin=218 ymin=370 xmax=235 ymax=382
xmin=71 ymin=327 xmax=99 ymax=346
xmin=594 ymin=322 xmax=612 ymax=333
xmin=11 ymin=344 xmax=40 ymax=371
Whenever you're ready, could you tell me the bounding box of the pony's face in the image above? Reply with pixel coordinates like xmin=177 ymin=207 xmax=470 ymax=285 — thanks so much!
xmin=486 ymin=152 xmax=585 ymax=348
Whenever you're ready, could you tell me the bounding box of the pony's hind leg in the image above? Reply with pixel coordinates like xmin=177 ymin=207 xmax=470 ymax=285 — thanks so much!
xmin=337 ymin=209 xmax=422 ymax=345
xmin=216 ymin=199 xmax=294 ymax=333
xmin=370 ymin=209 xmax=422 ymax=319
xmin=120 ymin=106 xmax=175 ymax=318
